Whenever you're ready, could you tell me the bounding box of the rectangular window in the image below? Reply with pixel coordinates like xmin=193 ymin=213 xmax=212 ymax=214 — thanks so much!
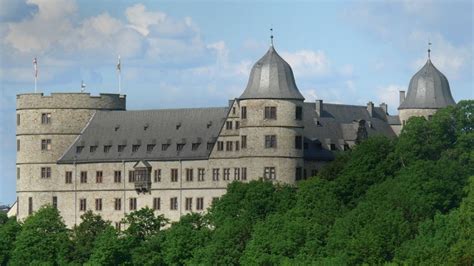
xmin=265 ymin=135 xmax=277 ymax=148
xmin=264 ymin=167 xmax=276 ymax=180
xmin=52 ymin=196 xmax=57 ymax=209
xmin=28 ymin=197 xmax=33 ymax=215
xmin=226 ymin=121 xmax=233 ymax=130
xmin=177 ymin=144 xmax=185 ymax=151
xmin=17 ymin=114 xmax=20 ymax=126
xmin=147 ymin=144 xmax=155 ymax=152
xmin=104 ymin=145 xmax=111 ymax=153
xmin=232 ymin=107 xmax=236 ymax=114
xmin=154 ymin=169 xmax=161 ymax=182
xmin=186 ymin=168 xmax=194 ymax=182
xmin=115 ymin=222 xmax=121 ymax=231
xmin=196 ymin=197 xmax=204 ymax=211
xmin=132 ymin=145 xmax=140 ymax=152
xmin=226 ymin=141 xmax=233 ymax=151
xmin=17 ymin=139 xmax=20 ymax=151
xmin=65 ymin=171 xmax=72 ymax=184
xmin=295 ymin=136 xmax=302 ymax=149
xmin=198 ymin=168 xmax=205 ymax=181
xmin=171 ymin=168 xmax=178 ymax=182
xmin=162 ymin=144 xmax=170 ymax=151
xmin=234 ymin=168 xmax=240 ymax=180
xmin=95 ymin=198 xmax=102 ymax=211
xmin=96 ymin=171 xmax=103 ymax=183
xmin=153 ymin=197 xmax=161 ymax=210
xmin=114 ymin=171 xmax=121 ymax=183
xmin=330 ymin=144 xmax=337 ymax=151
xmin=114 ymin=198 xmax=122 ymax=210
xmin=76 ymin=146 xmax=84 ymax=153
xmin=185 ymin=198 xmax=193 ymax=211
xmin=129 ymin=198 xmax=137 ymax=211
xmin=80 ymin=198 xmax=87 ymax=211
xmin=41 ymin=113 xmax=51 ymax=124
xmin=41 ymin=167 xmax=51 ymax=179
xmin=235 ymin=121 xmax=240 ymax=129
xmin=80 ymin=171 xmax=87 ymax=183
xmin=118 ymin=145 xmax=126 ymax=152
xmin=212 ymin=168 xmax=220 ymax=181
xmin=264 ymin=106 xmax=277 ymax=119
xmin=90 ymin=146 xmax=97 ymax=153
xmin=235 ymin=141 xmax=240 ymax=151
xmin=241 ymin=135 xmax=247 ymax=149
xmin=170 ymin=197 xmax=178 ymax=210
xmin=223 ymin=168 xmax=230 ymax=181
xmin=41 ymin=139 xmax=52 ymax=151
xmin=241 ymin=106 xmax=247 ymax=119
xmin=128 ymin=171 xmax=135 ymax=182
xmin=241 ymin=167 xmax=247 ymax=181
xmin=295 ymin=106 xmax=303 ymax=120
xmin=295 ymin=167 xmax=303 ymax=181
xmin=217 ymin=141 xmax=224 ymax=151
xmin=17 ymin=167 xmax=20 ymax=180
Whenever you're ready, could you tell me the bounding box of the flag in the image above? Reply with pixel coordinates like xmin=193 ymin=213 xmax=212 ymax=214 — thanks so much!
xmin=116 ymin=55 xmax=121 ymax=72
xmin=33 ymin=57 xmax=38 ymax=78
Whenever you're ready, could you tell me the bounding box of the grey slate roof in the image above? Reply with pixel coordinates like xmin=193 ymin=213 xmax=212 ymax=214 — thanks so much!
xmin=399 ymin=59 xmax=456 ymax=109
xmin=239 ymin=46 xmax=305 ymax=100
xmin=58 ymin=107 xmax=229 ymax=163
xmin=303 ymin=102 xmax=397 ymax=160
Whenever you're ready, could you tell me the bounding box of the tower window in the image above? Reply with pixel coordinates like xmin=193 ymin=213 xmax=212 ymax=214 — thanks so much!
xmin=295 ymin=136 xmax=302 ymax=149
xmin=41 ymin=167 xmax=51 ymax=179
xmin=41 ymin=139 xmax=52 ymax=151
xmin=264 ymin=107 xmax=277 ymax=119
xmin=17 ymin=139 xmax=20 ymax=151
xmin=265 ymin=135 xmax=277 ymax=148
xmin=17 ymin=114 xmax=20 ymax=126
xmin=41 ymin=113 xmax=51 ymax=124
xmin=264 ymin=167 xmax=276 ymax=180
xmin=295 ymin=106 xmax=303 ymax=120
xmin=28 ymin=197 xmax=33 ymax=215
xmin=241 ymin=106 xmax=247 ymax=119
xmin=241 ymin=136 xmax=247 ymax=149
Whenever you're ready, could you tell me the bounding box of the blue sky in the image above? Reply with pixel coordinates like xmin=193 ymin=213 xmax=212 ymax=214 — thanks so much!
xmin=0 ymin=0 xmax=472 ymax=204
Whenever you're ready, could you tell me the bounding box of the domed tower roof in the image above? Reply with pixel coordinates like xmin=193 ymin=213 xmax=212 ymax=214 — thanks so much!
xmin=399 ymin=59 xmax=456 ymax=109
xmin=239 ymin=46 xmax=305 ymax=100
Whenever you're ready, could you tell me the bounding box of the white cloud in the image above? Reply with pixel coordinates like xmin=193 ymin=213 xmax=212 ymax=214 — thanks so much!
xmin=125 ymin=4 xmax=166 ymax=36
xmin=409 ymin=31 xmax=471 ymax=79
xmin=280 ymin=50 xmax=330 ymax=77
xmin=376 ymin=84 xmax=405 ymax=113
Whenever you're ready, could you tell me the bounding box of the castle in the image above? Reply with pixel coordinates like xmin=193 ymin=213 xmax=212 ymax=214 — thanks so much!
xmin=11 ymin=45 xmax=456 ymax=228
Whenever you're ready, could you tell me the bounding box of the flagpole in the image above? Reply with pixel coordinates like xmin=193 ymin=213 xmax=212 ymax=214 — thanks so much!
xmin=117 ymin=55 xmax=121 ymax=94
xmin=34 ymin=76 xmax=37 ymax=93
xmin=33 ymin=57 xmax=38 ymax=93
xmin=119 ymin=71 xmax=121 ymax=94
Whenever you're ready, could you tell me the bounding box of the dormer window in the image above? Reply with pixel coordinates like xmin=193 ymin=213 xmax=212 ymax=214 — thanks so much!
xmin=264 ymin=107 xmax=277 ymax=120
xmin=176 ymin=123 xmax=181 ymax=130
xmin=90 ymin=146 xmax=97 ymax=153
xmin=132 ymin=145 xmax=140 ymax=152
xmin=114 ymin=125 xmax=120 ymax=131
xmin=144 ymin=124 xmax=149 ymax=130
xmin=104 ymin=145 xmax=111 ymax=153
xmin=162 ymin=144 xmax=170 ymax=151
xmin=207 ymin=121 xmax=212 ymax=128
xmin=118 ymin=145 xmax=126 ymax=152
xmin=76 ymin=146 xmax=84 ymax=153
xmin=147 ymin=144 xmax=155 ymax=152
xmin=177 ymin=144 xmax=185 ymax=151
xmin=207 ymin=142 xmax=214 ymax=151
xmin=192 ymin=143 xmax=200 ymax=151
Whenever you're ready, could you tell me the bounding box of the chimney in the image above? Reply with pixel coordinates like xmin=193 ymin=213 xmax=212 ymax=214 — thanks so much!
xmin=379 ymin=103 xmax=388 ymax=114
xmin=367 ymin=101 xmax=374 ymax=117
xmin=399 ymin=91 xmax=405 ymax=105
xmin=315 ymin=100 xmax=323 ymax=116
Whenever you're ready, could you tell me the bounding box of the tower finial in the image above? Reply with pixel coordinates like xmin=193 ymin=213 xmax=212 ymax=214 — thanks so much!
xmin=428 ymin=41 xmax=432 ymax=59
xmin=270 ymin=27 xmax=274 ymax=46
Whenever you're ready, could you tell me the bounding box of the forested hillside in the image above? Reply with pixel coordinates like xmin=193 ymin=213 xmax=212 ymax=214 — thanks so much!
xmin=1 ymin=101 xmax=472 ymax=265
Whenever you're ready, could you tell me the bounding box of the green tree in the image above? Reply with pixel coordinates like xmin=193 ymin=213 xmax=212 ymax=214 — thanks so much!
xmin=0 ymin=215 xmax=21 ymax=265
xmin=70 ymin=210 xmax=113 ymax=264
xmin=121 ymin=207 xmax=168 ymax=241
xmin=87 ymin=226 xmax=131 ymax=265
xmin=10 ymin=205 xmax=71 ymax=265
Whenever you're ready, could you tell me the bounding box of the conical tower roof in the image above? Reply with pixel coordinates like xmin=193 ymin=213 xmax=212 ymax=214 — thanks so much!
xmin=399 ymin=59 xmax=456 ymax=109
xmin=239 ymin=46 xmax=304 ymax=100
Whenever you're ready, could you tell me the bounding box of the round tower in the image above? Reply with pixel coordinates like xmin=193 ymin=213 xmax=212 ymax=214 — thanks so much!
xmin=398 ymin=56 xmax=456 ymax=125
xmin=16 ymin=92 xmax=125 ymax=220
xmin=238 ymin=46 xmax=305 ymax=184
